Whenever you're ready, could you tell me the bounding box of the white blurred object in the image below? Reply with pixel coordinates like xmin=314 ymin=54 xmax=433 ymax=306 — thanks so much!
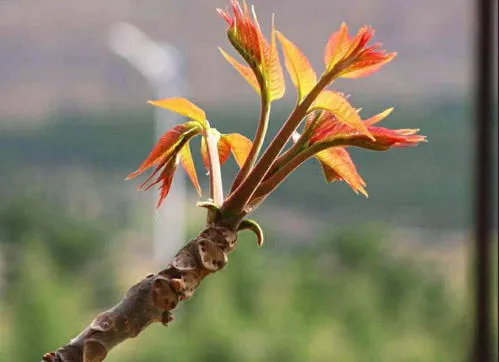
xmin=108 ymin=22 xmax=186 ymax=266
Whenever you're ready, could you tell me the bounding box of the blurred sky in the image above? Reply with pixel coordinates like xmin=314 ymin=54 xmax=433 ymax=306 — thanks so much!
xmin=0 ymin=0 xmax=473 ymax=121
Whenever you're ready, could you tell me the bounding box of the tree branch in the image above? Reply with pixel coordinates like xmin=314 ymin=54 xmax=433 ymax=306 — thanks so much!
xmin=230 ymin=74 xmax=271 ymax=193
xmin=220 ymin=71 xmax=335 ymax=215
xmin=41 ymin=225 xmax=238 ymax=362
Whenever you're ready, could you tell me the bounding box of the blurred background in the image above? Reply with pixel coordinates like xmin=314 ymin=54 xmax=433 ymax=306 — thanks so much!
xmin=0 ymin=1 xmax=497 ymax=361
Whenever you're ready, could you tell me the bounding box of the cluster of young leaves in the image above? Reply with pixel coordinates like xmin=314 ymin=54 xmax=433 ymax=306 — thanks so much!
xmin=127 ymin=0 xmax=426 ymax=226
xmin=125 ymin=99 xmax=252 ymax=208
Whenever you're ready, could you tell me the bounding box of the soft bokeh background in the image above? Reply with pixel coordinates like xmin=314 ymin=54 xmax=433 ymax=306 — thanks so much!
xmin=0 ymin=1 xmax=497 ymax=361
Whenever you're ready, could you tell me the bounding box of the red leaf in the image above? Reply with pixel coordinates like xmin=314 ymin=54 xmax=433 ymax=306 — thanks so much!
xmin=223 ymin=133 xmax=253 ymax=168
xmin=218 ymin=0 xmax=263 ymax=63
xmin=324 ymin=22 xmax=351 ymax=71
xmin=316 ymin=147 xmax=367 ymax=196
xmin=363 ymin=108 xmax=394 ymax=126
xmin=155 ymin=157 xmax=178 ymax=208
xmin=265 ymin=16 xmax=285 ymax=100
xmin=219 ymin=48 xmax=261 ymax=94
xmin=126 ymin=122 xmax=201 ymax=180
xmin=323 ymin=23 xmax=395 ymax=79
xmin=322 ymin=125 xmax=426 ymax=151
xmin=218 ymin=0 xmax=284 ymax=100
xmin=135 ymin=155 xmax=179 ymax=208
xmin=179 ymin=143 xmax=201 ymax=196
xmin=366 ymin=127 xmax=426 ymax=149
xmin=309 ymin=108 xmax=425 ymax=151
xmin=310 ymin=91 xmax=374 ymax=140
xmin=339 ymin=52 xmax=397 ymax=78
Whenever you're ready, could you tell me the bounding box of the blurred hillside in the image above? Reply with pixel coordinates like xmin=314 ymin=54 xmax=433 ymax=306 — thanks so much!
xmin=1 ymin=98 xmax=497 ymax=231
xmin=0 ymin=0 xmax=472 ymax=120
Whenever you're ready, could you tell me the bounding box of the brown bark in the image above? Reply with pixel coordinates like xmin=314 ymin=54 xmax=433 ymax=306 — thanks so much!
xmin=41 ymin=225 xmax=237 ymax=362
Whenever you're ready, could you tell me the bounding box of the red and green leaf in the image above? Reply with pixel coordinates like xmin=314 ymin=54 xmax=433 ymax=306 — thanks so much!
xmin=324 ymin=22 xmax=351 ymax=71
xmin=218 ymin=0 xmax=284 ymax=101
xmin=315 ymin=147 xmax=367 ymax=196
xmin=223 ymin=133 xmax=253 ymax=168
xmin=218 ymin=0 xmax=263 ymax=64
xmin=340 ymin=126 xmax=426 ymax=150
xmin=154 ymin=156 xmax=179 ymax=208
xmin=179 ymin=143 xmax=201 ymax=196
xmin=309 ymin=108 xmax=425 ymax=151
xmin=265 ymin=17 xmax=286 ymax=100
xmin=339 ymin=50 xmax=396 ymax=79
xmin=277 ymin=31 xmax=317 ymax=101
xmin=126 ymin=121 xmax=202 ymax=180
xmin=134 ymin=155 xmax=179 ymax=208
xmin=219 ymin=48 xmax=261 ymax=94
xmin=310 ymin=90 xmax=374 ymax=140
xmin=323 ymin=23 xmax=395 ymax=79
xmin=364 ymin=107 xmax=394 ymax=126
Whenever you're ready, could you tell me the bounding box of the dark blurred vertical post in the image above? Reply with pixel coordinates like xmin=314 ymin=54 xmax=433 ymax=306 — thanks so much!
xmin=473 ymin=0 xmax=494 ymax=361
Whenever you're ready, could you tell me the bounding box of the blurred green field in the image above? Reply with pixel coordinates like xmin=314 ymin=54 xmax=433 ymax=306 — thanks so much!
xmin=0 ymin=196 xmax=497 ymax=362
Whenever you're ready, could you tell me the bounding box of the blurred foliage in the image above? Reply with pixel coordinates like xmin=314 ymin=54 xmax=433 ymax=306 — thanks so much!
xmin=0 ymin=99 xmax=497 ymax=230
xmin=1 ymin=198 xmax=494 ymax=361
xmin=0 ymin=197 xmax=119 ymax=307
xmin=2 ymin=242 xmax=90 ymax=362
xmin=0 ymin=97 xmax=497 ymax=360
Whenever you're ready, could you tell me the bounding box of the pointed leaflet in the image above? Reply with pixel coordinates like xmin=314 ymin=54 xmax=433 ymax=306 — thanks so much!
xmin=126 ymin=121 xmax=202 ymax=180
xmin=219 ymin=48 xmax=261 ymax=94
xmin=337 ymin=27 xmax=396 ymax=79
xmin=135 ymin=154 xmax=179 ymax=208
xmin=277 ymin=31 xmax=316 ymax=101
xmin=324 ymin=24 xmax=396 ymax=79
xmin=179 ymin=143 xmax=201 ymax=196
xmin=339 ymin=51 xmax=396 ymax=79
xmin=222 ymin=133 xmax=253 ymax=168
xmin=343 ymin=126 xmax=426 ymax=150
xmin=324 ymin=22 xmax=351 ymax=71
xmin=310 ymin=108 xmax=425 ymax=150
xmin=315 ymin=147 xmax=367 ymax=197
xmin=310 ymin=90 xmax=374 ymax=140
xmin=155 ymin=156 xmax=179 ymax=208
xmin=218 ymin=0 xmax=262 ymax=64
xmin=318 ymin=125 xmax=426 ymax=151
xmin=309 ymin=108 xmax=393 ymax=143
xmin=342 ymin=26 xmax=374 ymax=61
xmin=218 ymin=1 xmax=284 ymax=100
xmin=148 ymin=98 xmax=208 ymax=127
xmin=364 ymin=107 xmax=394 ymax=126
xmin=265 ymin=15 xmax=285 ymax=100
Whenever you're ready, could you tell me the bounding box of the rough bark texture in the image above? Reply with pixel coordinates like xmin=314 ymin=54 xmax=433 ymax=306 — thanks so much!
xmin=41 ymin=225 xmax=237 ymax=362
